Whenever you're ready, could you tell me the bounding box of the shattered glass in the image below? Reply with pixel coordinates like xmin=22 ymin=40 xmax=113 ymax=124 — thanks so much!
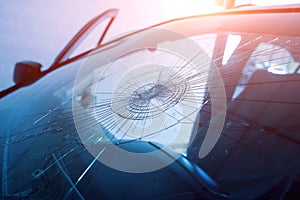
xmin=1 ymin=17 xmax=300 ymax=200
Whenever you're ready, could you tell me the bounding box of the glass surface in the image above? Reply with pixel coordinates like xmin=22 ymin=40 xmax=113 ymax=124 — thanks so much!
xmin=1 ymin=7 xmax=300 ymax=200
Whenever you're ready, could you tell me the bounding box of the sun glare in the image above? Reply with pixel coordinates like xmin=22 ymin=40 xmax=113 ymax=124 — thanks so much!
xmin=163 ymin=0 xmax=222 ymax=18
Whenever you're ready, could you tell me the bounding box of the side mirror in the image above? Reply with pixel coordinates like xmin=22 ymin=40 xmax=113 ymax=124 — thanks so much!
xmin=0 ymin=9 xmax=118 ymax=99
xmin=13 ymin=61 xmax=43 ymax=86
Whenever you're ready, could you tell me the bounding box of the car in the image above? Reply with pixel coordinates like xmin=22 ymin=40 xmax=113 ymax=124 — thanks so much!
xmin=1 ymin=3 xmax=300 ymax=200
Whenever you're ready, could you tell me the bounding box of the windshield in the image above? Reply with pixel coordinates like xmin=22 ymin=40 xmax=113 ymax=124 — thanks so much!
xmin=1 ymin=2 xmax=300 ymax=200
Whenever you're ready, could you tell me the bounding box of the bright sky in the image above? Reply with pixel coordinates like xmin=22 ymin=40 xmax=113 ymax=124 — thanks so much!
xmin=0 ymin=0 xmax=221 ymax=89
xmin=0 ymin=0 xmax=299 ymax=89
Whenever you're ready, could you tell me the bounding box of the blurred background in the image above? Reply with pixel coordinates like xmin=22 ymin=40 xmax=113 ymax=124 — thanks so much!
xmin=0 ymin=0 xmax=299 ymax=90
